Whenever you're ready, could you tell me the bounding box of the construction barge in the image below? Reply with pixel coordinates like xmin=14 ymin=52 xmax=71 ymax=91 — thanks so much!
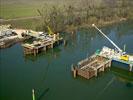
xmin=71 ymin=54 xmax=112 ymax=79
xmin=92 ymin=24 xmax=133 ymax=72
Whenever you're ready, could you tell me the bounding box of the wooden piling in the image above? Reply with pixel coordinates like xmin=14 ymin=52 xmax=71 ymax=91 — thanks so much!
xmin=129 ymin=64 xmax=133 ymax=71
xmin=22 ymin=34 xmax=63 ymax=56
xmin=34 ymin=49 xmax=36 ymax=56
xmin=94 ymin=69 xmax=97 ymax=77
xmin=73 ymin=69 xmax=77 ymax=78
xmin=71 ymin=65 xmax=77 ymax=78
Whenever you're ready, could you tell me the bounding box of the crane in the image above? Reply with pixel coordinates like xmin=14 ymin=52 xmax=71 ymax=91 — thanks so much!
xmin=92 ymin=24 xmax=123 ymax=54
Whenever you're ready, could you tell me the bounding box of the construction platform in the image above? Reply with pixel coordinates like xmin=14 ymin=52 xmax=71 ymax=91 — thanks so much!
xmin=22 ymin=33 xmax=63 ymax=56
xmin=71 ymin=54 xmax=112 ymax=79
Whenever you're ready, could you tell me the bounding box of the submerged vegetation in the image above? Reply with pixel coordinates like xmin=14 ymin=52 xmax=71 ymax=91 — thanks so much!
xmin=1 ymin=0 xmax=133 ymax=32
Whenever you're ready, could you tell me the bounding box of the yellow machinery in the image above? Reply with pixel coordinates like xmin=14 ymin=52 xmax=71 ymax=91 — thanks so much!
xmin=120 ymin=55 xmax=129 ymax=61
xmin=47 ymin=26 xmax=54 ymax=35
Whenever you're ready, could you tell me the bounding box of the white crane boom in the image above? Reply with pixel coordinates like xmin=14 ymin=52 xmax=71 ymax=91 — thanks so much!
xmin=92 ymin=24 xmax=122 ymax=53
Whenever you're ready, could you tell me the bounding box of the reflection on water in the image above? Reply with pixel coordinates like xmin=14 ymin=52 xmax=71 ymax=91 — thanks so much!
xmin=24 ymin=47 xmax=62 ymax=62
xmin=0 ymin=20 xmax=133 ymax=100
xmin=111 ymin=67 xmax=133 ymax=82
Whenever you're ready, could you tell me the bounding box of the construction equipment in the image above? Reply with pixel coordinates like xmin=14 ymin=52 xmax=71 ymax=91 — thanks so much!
xmin=92 ymin=24 xmax=133 ymax=71
xmin=120 ymin=55 xmax=129 ymax=61
xmin=92 ymin=24 xmax=123 ymax=53
xmin=92 ymin=24 xmax=131 ymax=62
xmin=47 ymin=26 xmax=54 ymax=35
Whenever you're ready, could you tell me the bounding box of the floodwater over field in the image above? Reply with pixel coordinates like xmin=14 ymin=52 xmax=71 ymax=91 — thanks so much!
xmin=0 ymin=21 xmax=133 ymax=100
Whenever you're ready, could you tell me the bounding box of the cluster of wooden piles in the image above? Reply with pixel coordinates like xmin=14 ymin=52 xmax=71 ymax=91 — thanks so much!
xmin=71 ymin=54 xmax=112 ymax=79
xmin=22 ymin=34 xmax=63 ymax=56
xmin=22 ymin=40 xmax=53 ymax=56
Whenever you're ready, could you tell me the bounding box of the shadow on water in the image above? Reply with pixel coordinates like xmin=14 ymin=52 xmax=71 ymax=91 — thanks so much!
xmin=111 ymin=67 xmax=133 ymax=88
xmin=126 ymin=82 xmax=133 ymax=88
xmin=37 ymin=88 xmax=50 ymax=100
xmin=41 ymin=57 xmax=51 ymax=82
xmin=34 ymin=56 xmax=51 ymax=100
xmin=111 ymin=66 xmax=133 ymax=82
xmin=24 ymin=47 xmax=62 ymax=62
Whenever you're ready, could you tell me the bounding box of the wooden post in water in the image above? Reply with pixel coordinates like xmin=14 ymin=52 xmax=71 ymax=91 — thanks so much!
xmin=32 ymin=89 xmax=35 ymax=100
xmin=71 ymin=64 xmax=76 ymax=78
xmin=34 ymin=49 xmax=36 ymax=56
xmin=43 ymin=46 xmax=46 ymax=51
xmin=73 ymin=69 xmax=77 ymax=78
xmin=71 ymin=64 xmax=74 ymax=71
xmin=101 ymin=66 xmax=104 ymax=72
xmin=37 ymin=48 xmax=38 ymax=54
xmin=51 ymin=43 xmax=53 ymax=48
xmin=129 ymin=64 xmax=132 ymax=72
xmin=64 ymin=40 xmax=67 ymax=46
xmin=109 ymin=61 xmax=112 ymax=67
xmin=124 ymin=44 xmax=126 ymax=52
xmin=94 ymin=69 xmax=97 ymax=77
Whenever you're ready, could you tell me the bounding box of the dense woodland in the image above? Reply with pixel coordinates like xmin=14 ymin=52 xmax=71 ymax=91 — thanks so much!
xmin=37 ymin=0 xmax=133 ymax=32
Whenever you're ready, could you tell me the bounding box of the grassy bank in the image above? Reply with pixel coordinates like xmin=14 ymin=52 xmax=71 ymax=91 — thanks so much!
xmin=0 ymin=0 xmax=44 ymax=19
xmin=0 ymin=0 xmax=75 ymax=19
xmin=0 ymin=5 xmax=40 ymax=19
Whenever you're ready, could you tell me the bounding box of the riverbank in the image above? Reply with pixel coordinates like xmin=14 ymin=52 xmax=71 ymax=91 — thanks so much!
xmin=65 ymin=17 xmax=130 ymax=33
xmin=1 ymin=17 xmax=131 ymax=34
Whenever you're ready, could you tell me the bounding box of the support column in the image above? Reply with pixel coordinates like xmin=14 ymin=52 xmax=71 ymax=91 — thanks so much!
xmin=109 ymin=61 xmax=112 ymax=67
xmin=71 ymin=64 xmax=74 ymax=71
xmin=71 ymin=65 xmax=77 ymax=78
xmin=102 ymin=66 xmax=104 ymax=72
xmin=73 ymin=69 xmax=77 ymax=78
xmin=64 ymin=40 xmax=66 ymax=46
xmin=95 ymin=69 xmax=97 ymax=77
xmin=43 ymin=46 xmax=46 ymax=51
xmin=34 ymin=49 xmax=36 ymax=56
xmin=129 ymin=64 xmax=133 ymax=72
xmin=37 ymin=48 xmax=38 ymax=54
xmin=51 ymin=43 xmax=53 ymax=48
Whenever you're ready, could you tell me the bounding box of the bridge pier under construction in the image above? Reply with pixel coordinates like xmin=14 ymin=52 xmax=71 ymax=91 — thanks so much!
xmin=71 ymin=54 xmax=112 ymax=79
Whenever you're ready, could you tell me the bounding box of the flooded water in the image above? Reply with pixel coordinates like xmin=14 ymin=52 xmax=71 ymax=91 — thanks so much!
xmin=0 ymin=21 xmax=133 ymax=100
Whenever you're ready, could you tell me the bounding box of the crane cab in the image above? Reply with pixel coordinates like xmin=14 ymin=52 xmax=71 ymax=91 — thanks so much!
xmin=120 ymin=55 xmax=129 ymax=61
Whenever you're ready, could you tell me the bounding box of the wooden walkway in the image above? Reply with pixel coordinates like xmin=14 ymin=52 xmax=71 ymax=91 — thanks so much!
xmin=71 ymin=54 xmax=112 ymax=79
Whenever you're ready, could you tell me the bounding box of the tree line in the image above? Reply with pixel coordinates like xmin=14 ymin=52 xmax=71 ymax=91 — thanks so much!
xmin=37 ymin=0 xmax=133 ymax=33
